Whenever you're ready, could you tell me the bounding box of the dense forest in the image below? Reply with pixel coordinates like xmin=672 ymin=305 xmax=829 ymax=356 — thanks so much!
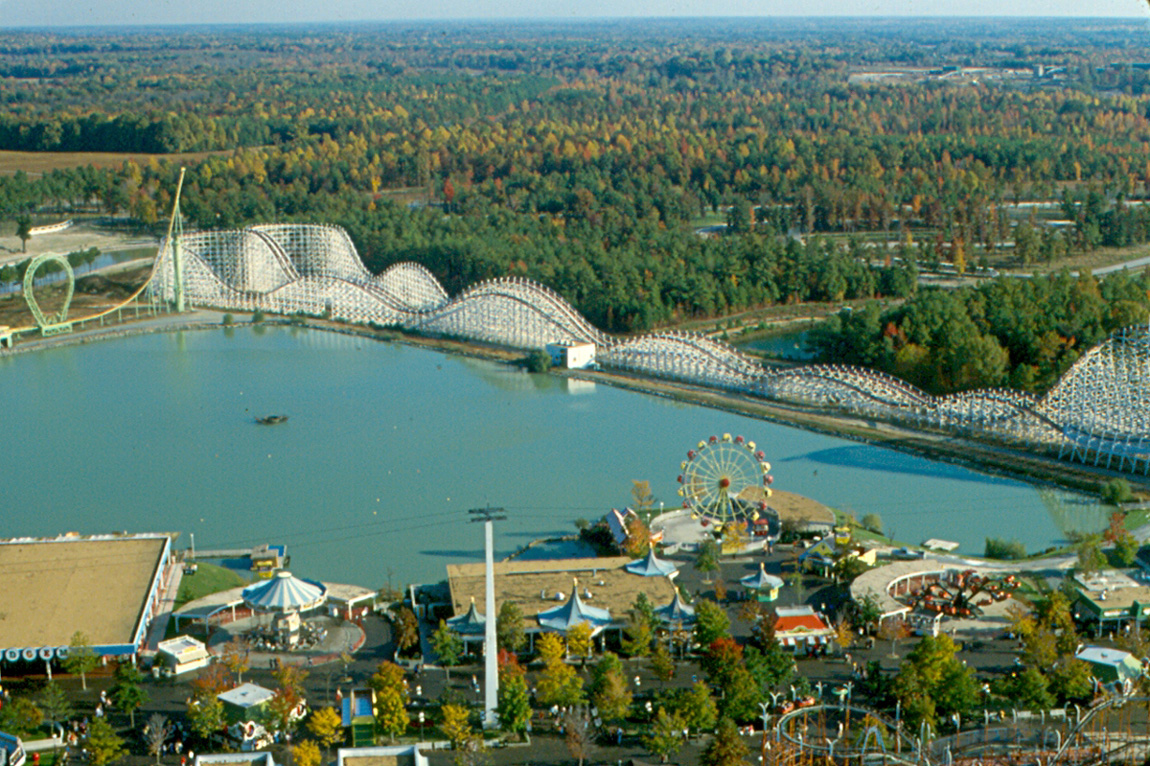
xmin=1 ymin=18 xmax=1149 ymax=393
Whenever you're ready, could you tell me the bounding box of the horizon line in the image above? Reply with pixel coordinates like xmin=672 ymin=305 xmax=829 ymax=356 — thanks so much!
xmin=2 ymin=14 xmax=1148 ymax=31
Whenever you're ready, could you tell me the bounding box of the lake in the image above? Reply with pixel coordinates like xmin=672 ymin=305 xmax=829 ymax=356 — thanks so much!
xmin=0 ymin=326 xmax=1109 ymax=587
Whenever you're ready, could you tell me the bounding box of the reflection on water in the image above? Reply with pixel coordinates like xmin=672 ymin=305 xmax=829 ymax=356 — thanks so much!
xmin=0 ymin=325 xmax=1094 ymax=586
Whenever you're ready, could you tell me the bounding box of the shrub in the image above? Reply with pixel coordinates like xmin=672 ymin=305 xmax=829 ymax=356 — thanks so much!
xmin=985 ymin=537 xmax=1026 ymax=560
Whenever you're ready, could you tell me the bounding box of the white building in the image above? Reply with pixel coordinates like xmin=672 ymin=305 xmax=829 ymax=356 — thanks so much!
xmin=545 ymin=341 xmax=596 ymax=369
xmin=156 ymin=636 xmax=210 ymax=676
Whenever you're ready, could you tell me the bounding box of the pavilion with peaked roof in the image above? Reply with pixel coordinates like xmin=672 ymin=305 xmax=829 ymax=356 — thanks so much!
xmin=537 ymin=580 xmax=613 ymax=635
xmin=444 ymin=557 xmax=675 ymax=652
xmin=624 ymin=548 xmax=679 ymax=578
xmin=741 ymin=563 xmax=785 ymax=602
xmin=446 ymin=598 xmax=487 ymax=651
xmin=654 ymin=590 xmax=695 ymax=626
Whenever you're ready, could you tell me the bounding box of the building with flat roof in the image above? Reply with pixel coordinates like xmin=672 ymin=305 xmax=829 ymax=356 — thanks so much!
xmin=337 ymin=745 xmax=428 ymax=766
xmin=1072 ymin=570 xmax=1150 ymax=634
xmin=446 ymin=557 xmax=676 ymax=648
xmin=0 ymin=533 xmax=172 ymax=662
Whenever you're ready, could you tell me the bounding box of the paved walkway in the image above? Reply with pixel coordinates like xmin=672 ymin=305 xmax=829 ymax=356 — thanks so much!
xmin=141 ymin=562 xmax=186 ymax=654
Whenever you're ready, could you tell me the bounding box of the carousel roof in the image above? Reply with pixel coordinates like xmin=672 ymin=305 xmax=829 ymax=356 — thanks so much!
xmin=537 ymin=582 xmax=612 ymax=632
xmin=447 ymin=598 xmax=487 ymax=635
xmin=740 ymin=563 xmax=784 ymax=591
xmin=242 ymin=570 xmax=327 ymax=612
xmin=654 ymin=590 xmax=696 ymax=625
xmin=624 ymin=548 xmax=679 ymax=578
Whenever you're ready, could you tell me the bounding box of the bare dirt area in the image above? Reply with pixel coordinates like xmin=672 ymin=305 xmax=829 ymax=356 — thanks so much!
xmin=0 ymin=220 xmax=157 ymax=265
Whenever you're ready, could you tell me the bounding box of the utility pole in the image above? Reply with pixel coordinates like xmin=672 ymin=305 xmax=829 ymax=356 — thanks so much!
xmin=469 ymin=506 xmax=506 ymax=729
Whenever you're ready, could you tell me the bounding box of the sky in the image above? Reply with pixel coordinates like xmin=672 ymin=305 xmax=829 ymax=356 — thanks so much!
xmin=0 ymin=0 xmax=1146 ymax=27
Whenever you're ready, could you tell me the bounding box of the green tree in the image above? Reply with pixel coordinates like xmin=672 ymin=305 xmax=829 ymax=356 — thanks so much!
xmin=1101 ymin=478 xmax=1134 ymax=505
xmin=860 ymin=513 xmax=883 ymax=534
xmin=431 ymin=620 xmax=464 ymax=679
xmin=701 ymin=718 xmax=750 ymax=766
xmin=87 ymin=718 xmax=127 ymax=766
xmin=187 ymin=696 xmax=226 ymax=740
xmin=694 ymin=599 xmax=731 ymax=647
xmin=588 ymin=652 xmax=632 ymax=723
xmin=15 ymin=216 xmax=31 ymax=253
xmin=37 ymin=681 xmax=72 ymax=730
xmin=110 ymin=662 xmax=149 ymax=727
xmin=678 ymin=681 xmax=718 ymax=737
xmin=1077 ymin=536 xmax=1106 ymax=576
xmin=644 ymin=707 xmax=686 ymax=763
xmin=696 ymin=539 xmax=720 ymax=583
xmin=496 ymin=671 xmax=531 ymax=735
xmin=525 ymin=349 xmax=551 ymax=373
xmin=63 ymin=631 xmax=99 ymax=691
xmin=1050 ymin=659 xmax=1093 ymax=704
xmin=497 ymin=601 xmax=526 ymax=654
xmin=1006 ymin=667 xmax=1056 ymax=713
xmin=0 ymin=697 xmax=42 ymax=737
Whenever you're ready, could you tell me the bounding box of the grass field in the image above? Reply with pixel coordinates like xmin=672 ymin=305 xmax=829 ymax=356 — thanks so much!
xmin=175 ymin=562 xmax=247 ymax=610
xmin=0 ymin=149 xmax=231 ymax=176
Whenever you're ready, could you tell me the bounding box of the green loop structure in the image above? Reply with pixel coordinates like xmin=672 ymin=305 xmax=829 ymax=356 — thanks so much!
xmin=23 ymin=253 xmax=75 ymax=336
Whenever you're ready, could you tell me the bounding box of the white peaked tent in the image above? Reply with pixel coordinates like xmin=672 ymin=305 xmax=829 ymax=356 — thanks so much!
xmin=242 ymin=570 xmax=328 ymax=613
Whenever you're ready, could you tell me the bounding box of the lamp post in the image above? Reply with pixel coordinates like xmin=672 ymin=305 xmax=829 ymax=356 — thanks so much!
xmin=759 ymin=702 xmax=772 ymax=766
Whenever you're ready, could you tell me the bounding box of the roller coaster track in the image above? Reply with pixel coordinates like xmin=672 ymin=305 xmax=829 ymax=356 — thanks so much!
xmin=145 ymin=223 xmax=1150 ymax=477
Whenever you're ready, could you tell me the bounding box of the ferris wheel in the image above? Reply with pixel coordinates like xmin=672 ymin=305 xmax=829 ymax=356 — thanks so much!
xmin=677 ymin=433 xmax=773 ymax=526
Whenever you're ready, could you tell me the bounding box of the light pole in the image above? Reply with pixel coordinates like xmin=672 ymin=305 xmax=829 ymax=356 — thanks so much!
xmin=759 ymin=702 xmax=772 ymax=766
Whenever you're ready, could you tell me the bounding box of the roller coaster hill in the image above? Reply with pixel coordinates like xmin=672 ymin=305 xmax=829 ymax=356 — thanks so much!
xmin=14 ymin=210 xmax=1149 ymax=480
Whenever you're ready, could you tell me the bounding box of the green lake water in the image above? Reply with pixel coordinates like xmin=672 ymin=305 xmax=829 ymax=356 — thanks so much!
xmin=0 ymin=326 xmax=1110 ymax=587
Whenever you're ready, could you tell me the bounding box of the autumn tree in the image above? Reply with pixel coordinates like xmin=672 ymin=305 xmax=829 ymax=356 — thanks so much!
xmin=306 ymin=707 xmax=345 ymax=758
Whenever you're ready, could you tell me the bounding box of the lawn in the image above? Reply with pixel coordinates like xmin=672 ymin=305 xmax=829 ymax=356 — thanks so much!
xmin=174 ymin=562 xmax=247 ymax=610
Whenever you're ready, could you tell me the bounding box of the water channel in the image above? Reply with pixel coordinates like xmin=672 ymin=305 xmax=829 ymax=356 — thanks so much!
xmin=0 ymin=326 xmax=1111 ymax=587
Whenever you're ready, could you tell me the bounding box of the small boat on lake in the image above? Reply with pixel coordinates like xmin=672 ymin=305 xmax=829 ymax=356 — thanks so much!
xmin=256 ymin=414 xmax=289 ymax=425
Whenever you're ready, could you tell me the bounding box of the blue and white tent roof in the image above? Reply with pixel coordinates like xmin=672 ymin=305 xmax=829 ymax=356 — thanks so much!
xmin=537 ymin=581 xmax=612 ymax=632
xmin=242 ymin=570 xmax=327 ymax=612
xmin=655 ymin=590 xmax=696 ymax=625
xmin=624 ymin=548 xmax=679 ymax=578
xmin=740 ymin=563 xmax=785 ymax=591
xmin=447 ymin=598 xmax=487 ymax=635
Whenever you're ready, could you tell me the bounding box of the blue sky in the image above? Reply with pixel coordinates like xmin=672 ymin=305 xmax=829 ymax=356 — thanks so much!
xmin=0 ymin=0 xmax=1146 ymax=27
